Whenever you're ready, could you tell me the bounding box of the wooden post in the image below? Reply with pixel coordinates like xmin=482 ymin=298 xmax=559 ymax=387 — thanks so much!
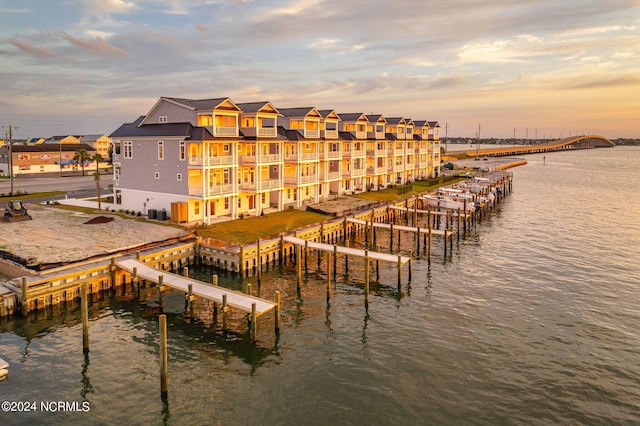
xmin=408 ymin=250 xmax=413 ymax=282
xmin=212 ymin=275 xmax=218 ymax=286
xmin=158 ymin=275 xmax=164 ymax=311
xmin=136 ymin=251 xmax=141 ymax=260
xmin=343 ymin=217 xmax=347 ymax=242
xmin=159 ymin=314 xmax=168 ymax=395
xmin=390 ymin=222 xmax=394 ymax=252
xmin=81 ymin=284 xmax=89 ymax=354
xmin=416 ymin=225 xmax=420 ymax=256
xmin=275 ymin=291 xmax=281 ymax=334
xmin=333 ymin=245 xmax=338 ymax=281
xmin=397 ymin=254 xmax=402 ymax=287
xmin=369 ymin=219 xmax=374 ymax=249
xmin=320 ymin=223 xmax=324 ymax=243
xmin=364 ymin=252 xmax=370 ymax=308
xmin=256 ymin=238 xmax=261 ymax=285
xmin=365 ymin=220 xmax=369 ymax=246
xmin=444 ymin=230 xmax=448 ymax=257
xmin=326 ymin=252 xmax=332 ymax=300
xmin=184 ymin=266 xmax=189 ymax=278
xmin=222 ymin=294 xmax=228 ymax=331
xmin=344 ymin=240 xmax=349 ymax=274
xmin=110 ymin=257 xmax=116 ymax=287
xmin=132 ymin=267 xmax=138 ymax=292
xmin=246 ymin=283 xmax=252 ymax=296
xmin=279 ymin=234 xmax=284 ymax=266
xmin=317 ymin=243 xmax=321 ymax=269
xmin=428 ymin=225 xmax=432 ymax=260
xmin=296 ymin=244 xmax=302 ymax=289
xmin=239 ymin=245 xmax=245 ymax=277
xmin=250 ymin=303 xmax=257 ymax=341
xmin=304 ymin=240 xmax=309 ymax=275
xmin=188 ymin=283 xmax=194 ymax=318
xmin=375 ymin=244 xmax=380 ymax=281
xmin=212 ymin=275 xmax=218 ymax=319
xmin=21 ymin=277 xmax=28 ymax=315
xmin=457 ymin=208 xmax=461 ymax=241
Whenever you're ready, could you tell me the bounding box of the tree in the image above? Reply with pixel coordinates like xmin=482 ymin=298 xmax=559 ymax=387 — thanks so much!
xmin=92 ymin=153 xmax=104 ymax=173
xmin=93 ymin=171 xmax=101 ymax=210
xmin=73 ymin=149 xmax=91 ymax=176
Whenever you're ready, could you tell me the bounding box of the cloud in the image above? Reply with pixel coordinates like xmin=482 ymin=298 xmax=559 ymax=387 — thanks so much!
xmin=60 ymin=33 xmax=128 ymax=57
xmin=8 ymin=38 xmax=57 ymax=59
xmin=195 ymin=24 xmax=209 ymax=32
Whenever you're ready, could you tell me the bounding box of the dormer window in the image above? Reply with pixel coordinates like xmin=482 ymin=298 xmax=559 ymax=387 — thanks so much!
xmin=199 ymin=116 xmax=213 ymax=126
xmin=159 ymin=116 xmax=167 ymax=123
xmin=291 ymin=120 xmax=304 ymax=129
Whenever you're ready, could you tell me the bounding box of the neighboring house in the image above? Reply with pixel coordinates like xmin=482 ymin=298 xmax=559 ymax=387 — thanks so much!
xmin=46 ymin=135 xmax=83 ymax=144
xmin=109 ymin=96 xmax=441 ymax=225
xmin=0 ymin=143 xmax=97 ymax=175
xmin=81 ymin=134 xmax=112 ymax=160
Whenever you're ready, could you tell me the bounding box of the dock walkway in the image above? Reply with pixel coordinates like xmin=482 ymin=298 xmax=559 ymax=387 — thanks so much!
xmin=347 ymin=217 xmax=450 ymax=237
xmin=116 ymin=258 xmax=276 ymax=316
xmin=283 ymin=236 xmax=410 ymax=264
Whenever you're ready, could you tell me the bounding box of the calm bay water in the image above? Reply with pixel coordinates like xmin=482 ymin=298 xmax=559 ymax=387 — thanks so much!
xmin=1 ymin=147 xmax=640 ymax=425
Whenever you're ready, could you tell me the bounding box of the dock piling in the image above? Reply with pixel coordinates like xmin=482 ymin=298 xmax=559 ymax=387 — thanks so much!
xmin=159 ymin=314 xmax=168 ymax=395
xmin=81 ymin=284 xmax=89 ymax=354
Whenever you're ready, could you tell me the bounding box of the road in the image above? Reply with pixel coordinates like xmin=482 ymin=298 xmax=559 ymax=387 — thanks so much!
xmin=0 ymin=173 xmax=112 ymax=201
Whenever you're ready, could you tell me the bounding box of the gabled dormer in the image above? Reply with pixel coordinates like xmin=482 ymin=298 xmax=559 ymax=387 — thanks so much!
xmin=365 ymin=114 xmax=387 ymax=139
xmin=318 ymin=110 xmax=341 ymax=139
xmin=237 ymin=101 xmax=280 ymax=138
xmin=413 ymin=120 xmax=429 ymax=140
xmin=338 ymin=113 xmax=368 ymax=139
xmin=386 ymin=117 xmax=407 ymax=140
xmin=405 ymin=118 xmax=414 ymax=139
xmin=140 ymin=96 xmax=241 ymax=137
xmin=278 ymin=107 xmax=322 ymax=139
xmin=428 ymin=121 xmax=441 ymax=140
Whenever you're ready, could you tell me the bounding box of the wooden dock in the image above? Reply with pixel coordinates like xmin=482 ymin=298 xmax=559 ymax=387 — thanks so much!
xmin=347 ymin=217 xmax=451 ymax=237
xmin=283 ymin=236 xmax=410 ymax=264
xmin=116 ymin=258 xmax=276 ymax=316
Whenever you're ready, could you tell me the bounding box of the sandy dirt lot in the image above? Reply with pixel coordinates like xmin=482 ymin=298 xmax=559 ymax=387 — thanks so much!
xmin=0 ymin=203 xmax=189 ymax=265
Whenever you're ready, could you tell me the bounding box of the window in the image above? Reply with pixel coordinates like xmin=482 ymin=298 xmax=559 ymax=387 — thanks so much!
xmin=179 ymin=141 xmax=186 ymax=160
xmin=343 ymin=124 xmax=355 ymax=131
xmin=177 ymin=173 xmax=182 ymax=181
xmin=242 ymin=117 xmax=255 ymax=127
xmin=114 ymin=164 xmax=121 ymax=180
xmin=215 ymin=115 xmax=236 ymax=127
xmin=238 ymin=197 xmax=241 ymax=208
xmin=357 ymin=124 xmax=365 ymax=132
xmin=123 ymin=141 xmax=132 ymax=158
xmin=223 ymin=144 xmax=230 ymax=152
xmin=194 ymin=202 xmax=200 ymax=215
xmin=114 ymin=142 xmax=121 ymax=155
xmin=261 ymin=193 xmax=266 ymax=204
xmin=305 ymin=120 xmax=318 ymax=130
xmin=155 ymin=172 xmax=160 ymax=179
xmin=199 ymin=115 xmax=213 ymax=126
xmin=158 ymin=141 xmax=164 ymax=160
xmin=290 ymin=120 xmax=303 ymax=129
xmin=224 ymin=197 xmax=229 ymax=209
xmin=159 ymin=116 xmax=167 ymax=123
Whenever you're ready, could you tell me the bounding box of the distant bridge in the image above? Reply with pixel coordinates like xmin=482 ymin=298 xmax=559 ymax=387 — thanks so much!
xmin=448 ymin=135 xmax=615 ymax=158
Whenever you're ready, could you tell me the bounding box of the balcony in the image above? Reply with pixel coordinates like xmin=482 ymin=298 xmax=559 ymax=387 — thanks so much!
xmin=323 ymin=129 xmax=338 ymax=139
xmin=284 ymin=152 xmax=318 ymax=162
xmin=240 ymin=179 xmax=283 ymax=191
xmin=284 ymin=175 xmax=318 ymax=185
xmin=343 ymin=167 xmax=365 ymax=178
xmin=189 ymin=155 xmax=235 ymax=167
xmin=189 ymin=184 xmax=235 ymax=197
xmin=366 ymin=165 xmax=387 ymax=176
xmin=321 ymin=170 xmax=342 ymax=181
xmin=304 ymin=129 xmax=320 ymax=138
xmin=320 ymin=149 xmax=341 ymax=160
xmin=215 ymin=126 xmax=237 ymax=137
xmin=241 ymin=153 xmax=283 ymax=164
xmin=388 ymin=161 xmax=405 ymax=172
xmin=344 ymin=148 xmax=366 ymax=157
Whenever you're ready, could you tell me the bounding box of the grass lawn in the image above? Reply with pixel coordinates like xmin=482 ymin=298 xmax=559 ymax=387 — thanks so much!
xmin=197 ymin=209 xmax=329 ymax=245
xmin=353 ymin=177 xmax=468 ymax=202
xmin=44 ymin=203 xmax=183 ymax=228
xmin=0 ymin=191 xmax=66 ymax=201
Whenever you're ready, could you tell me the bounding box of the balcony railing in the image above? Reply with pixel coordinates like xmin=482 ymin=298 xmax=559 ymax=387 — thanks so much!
xmin=240 ymin=179 xmax=282 ymax=191
xmin=323 ymin=129 xmax=338 ymax=139
xmin=258 ymin=127 xmax=276 ymax=137
xmin=189 ymin=184 xmax=235 ymax=197
xmin=215 ymin=126 xmax=237 ymax=137
xmin=284 ymin=152 xmax=318 ymax=162
xmin=366 ymin=166 xmax=387 ymax=175
xmin=343 ymin=168 xmax=365 ymax=177
xmin=321 ymin=150 xmax=341 ymax=159
xmin=304 ymin=129 xmax=320 ymax=138
xmin=284 ymin=175 xmax=318 ymax=185
xmin=241 ymin=153 xmax=283 ymax=164
xmin=344 ymin=148 xmax=365 ymax=157
xmin=189 ymin=155 xmax=235 ymax=166
xmin=323 ymin=171 xmax=342 ymax=180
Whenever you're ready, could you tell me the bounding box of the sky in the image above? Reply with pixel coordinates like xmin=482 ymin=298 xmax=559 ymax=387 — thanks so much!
xmin=1 ymin=0 xmax=639 ymax=140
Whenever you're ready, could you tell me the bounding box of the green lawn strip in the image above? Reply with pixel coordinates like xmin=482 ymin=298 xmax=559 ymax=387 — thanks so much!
xmin=0 ymin=191 xmax=66 ymax=201
xmin=197 ymin=210 xmax=329 ymax=245
xmin=43 ymin=203 xmax=183 ymax=229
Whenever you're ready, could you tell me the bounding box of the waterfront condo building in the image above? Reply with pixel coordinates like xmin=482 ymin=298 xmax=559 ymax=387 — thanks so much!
xmin=110 ymin=96 xmax=441 ymax=224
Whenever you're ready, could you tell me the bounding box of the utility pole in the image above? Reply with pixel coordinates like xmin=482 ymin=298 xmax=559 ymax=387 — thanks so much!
xmin=444 ymin=123 xmax=449 ymax=153
xmin=1 ymin=125 xmax=18 ymax=196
